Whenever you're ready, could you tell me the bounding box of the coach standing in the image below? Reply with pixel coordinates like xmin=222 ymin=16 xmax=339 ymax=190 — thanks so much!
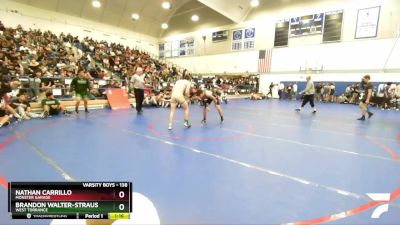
xmin=296 ymin=76 xmax=317 ymax=113
xmin=131 ymin=67 xmax=146 ymax=114
xmin=357 ymin=75 xmax=374 ymax=120
xmin=71 ymin=70 xmax=90 ymax=114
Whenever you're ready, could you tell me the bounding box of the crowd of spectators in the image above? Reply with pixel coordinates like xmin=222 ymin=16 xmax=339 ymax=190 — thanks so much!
xmin=314 ymin=82 xmax=336 ymax=102
xmin=252 ymin=80 xmax=400 ymax=110
xmin=0 ymin=20 xmax=173 ymax=125
xmin=0 ymin=21 xmax=258 ymax=126
xmin=338 ymin=82 xmax=400 ymax=110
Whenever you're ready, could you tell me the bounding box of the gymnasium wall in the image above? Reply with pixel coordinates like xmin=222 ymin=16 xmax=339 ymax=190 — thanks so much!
xmin=0 ymin=0 xmax=159 ymax=55
xmin=165 ymin=51 xmax=259 ymax=74
xmin=169 ymin=37 xmax=400 ymax=74
xmin=248 ymin=0 xmax=400 ymax=49
xmin=163 ymin=0 xmax=400 ymax=75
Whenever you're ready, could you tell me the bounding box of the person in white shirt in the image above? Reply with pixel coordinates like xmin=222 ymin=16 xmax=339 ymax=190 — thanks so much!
xmin=345 ymin=85 xmax=351 ymax=95
xmin=168 ymin=75 xmax=193 ymax=130
xmin=396 ymin=84 xmax=400 ymax=98
xmin=292 ymin=83 xmax=298 ymax=100
xmin=130 ymin=67 xmax=146 ymax=114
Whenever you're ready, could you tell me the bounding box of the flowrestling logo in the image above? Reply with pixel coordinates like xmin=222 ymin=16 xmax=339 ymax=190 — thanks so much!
xmin=367 ymin=193 xmax=391 ymax=219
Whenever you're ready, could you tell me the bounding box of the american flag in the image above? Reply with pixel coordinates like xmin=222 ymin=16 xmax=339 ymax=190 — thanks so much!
xmin=258 ymin=49 xmax=272 ymax=73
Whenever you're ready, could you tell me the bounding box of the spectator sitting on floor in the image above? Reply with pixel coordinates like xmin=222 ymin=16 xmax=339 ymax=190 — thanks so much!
xmin=396 ymin=83 xmax=400 ymax=99
xmin=90 ymin=88 xmax=101 ymax=98
xmin=144 ymin=93 xmax=158 ymax=107
xmin=349 ymin=84 xmax=360 ymax=104
xmin=41 ymin=92 xmax=70 ymax=118
xmin=0 ymin=87 xmax=21 ymax=121
xmin=162 ymin=90 xmax=171 ymax=108
xmin=155 ymin=91 xmax=165 ymax=107
xmin=220 ymin=91 xmax=228 ymax=104
xmin=395 ymin=83 xmax=400 ymax=110
xmin=0 ymin=101 xmax=10 ymax=127
xmin=337 ymin=94 xmax=349 ymax=104
xmin=10 ymin=92 xmax=40 ymax=120
xmin=250 ymin=92 xmax=264 ymax=100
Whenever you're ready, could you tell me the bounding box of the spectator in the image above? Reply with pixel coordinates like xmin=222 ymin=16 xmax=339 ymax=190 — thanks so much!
xmin=9 ymin=78 xmax=21 ymax=98
xmin=344 ymin=85 xmax=351 ymax=99
xmin=250 ymin=92 xmax=263 ymax=100
xmin=396 ymin=83 xmax=400 ymax=110
xmin=292 ymin=83 xmax=298 ymax=100
xmin=89 ymin=65 xmax=100 ymax=78
xmin=28 ymin=69 xmax=42 ymax=101
xmin=154 ymin=91 xmax=165 ymax=107
xmin=163 ymin=90 xmax=172 ymax=107
xmin=349 ymin=84 xmax=360 ymax=104
xmin=28 ymin=59 xmax=40 ymax=74
xmin=10 ymin=92 xmax=40 ymax=119
xmin=267 ymin=82 xmax=274 ymax=99
xmin=286 ymin=83 xmax=292 ymax=100
xmin=323 ymin=83 xmax=330 ymax=102
xmin=41 ymin=92 xmax=69 ymax=118
xmin=329 ymin=83 xmax=336 ymax=103
xmin=315 ymin=82 xmax=323 ymax=102
xmin=337 ymin=94 xmax=349 ymax=104
xmin=144 ymin=93 xmax=157 ymax=107
xmin=0 ymin=100 xmax=10 ymax=127
xmin=278 ymin=83 xmax=284 ymax=99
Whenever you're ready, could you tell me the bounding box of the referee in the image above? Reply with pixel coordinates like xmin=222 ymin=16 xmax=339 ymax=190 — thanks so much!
xmin=131 ymin=67 xmax=146 ymax=114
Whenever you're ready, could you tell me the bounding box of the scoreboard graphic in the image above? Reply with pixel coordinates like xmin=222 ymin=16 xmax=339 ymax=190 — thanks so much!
xmin=290 ymin=13 xmax=324 ymax=37
xmin=8 ymin=182 xmax=132 ymax=219
xmin=212 ymin=30 xmax=228 ymax=42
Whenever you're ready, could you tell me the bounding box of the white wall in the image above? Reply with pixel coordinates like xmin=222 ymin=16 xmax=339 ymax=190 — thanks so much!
xmin=168 ymin=37 xmax=400 ymax=74
xmin=248 ymin=0 xmax=400 ymax=49
xmin=0 ymin=0 xmax=158 ymax=55
xmin=163 ymin=0 xmax=400 ymax=75
xmin=162 ymin=0 xmax=400 ymax=54
xmin=168 ymin=51 xmax=259 ymax=74
xmin=271 ymin=38 xmax=400 ymax=72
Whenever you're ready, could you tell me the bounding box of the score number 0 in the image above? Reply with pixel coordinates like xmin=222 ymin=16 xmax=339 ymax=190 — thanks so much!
xmin=117 ymin=183 xmax=128 ymax=211
xmin=118 ymin=190 xmax=126 ymax=211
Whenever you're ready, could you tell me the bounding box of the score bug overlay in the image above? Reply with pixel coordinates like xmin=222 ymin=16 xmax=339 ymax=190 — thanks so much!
xmin=8 ymin=182 xmax=132 ymax=219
